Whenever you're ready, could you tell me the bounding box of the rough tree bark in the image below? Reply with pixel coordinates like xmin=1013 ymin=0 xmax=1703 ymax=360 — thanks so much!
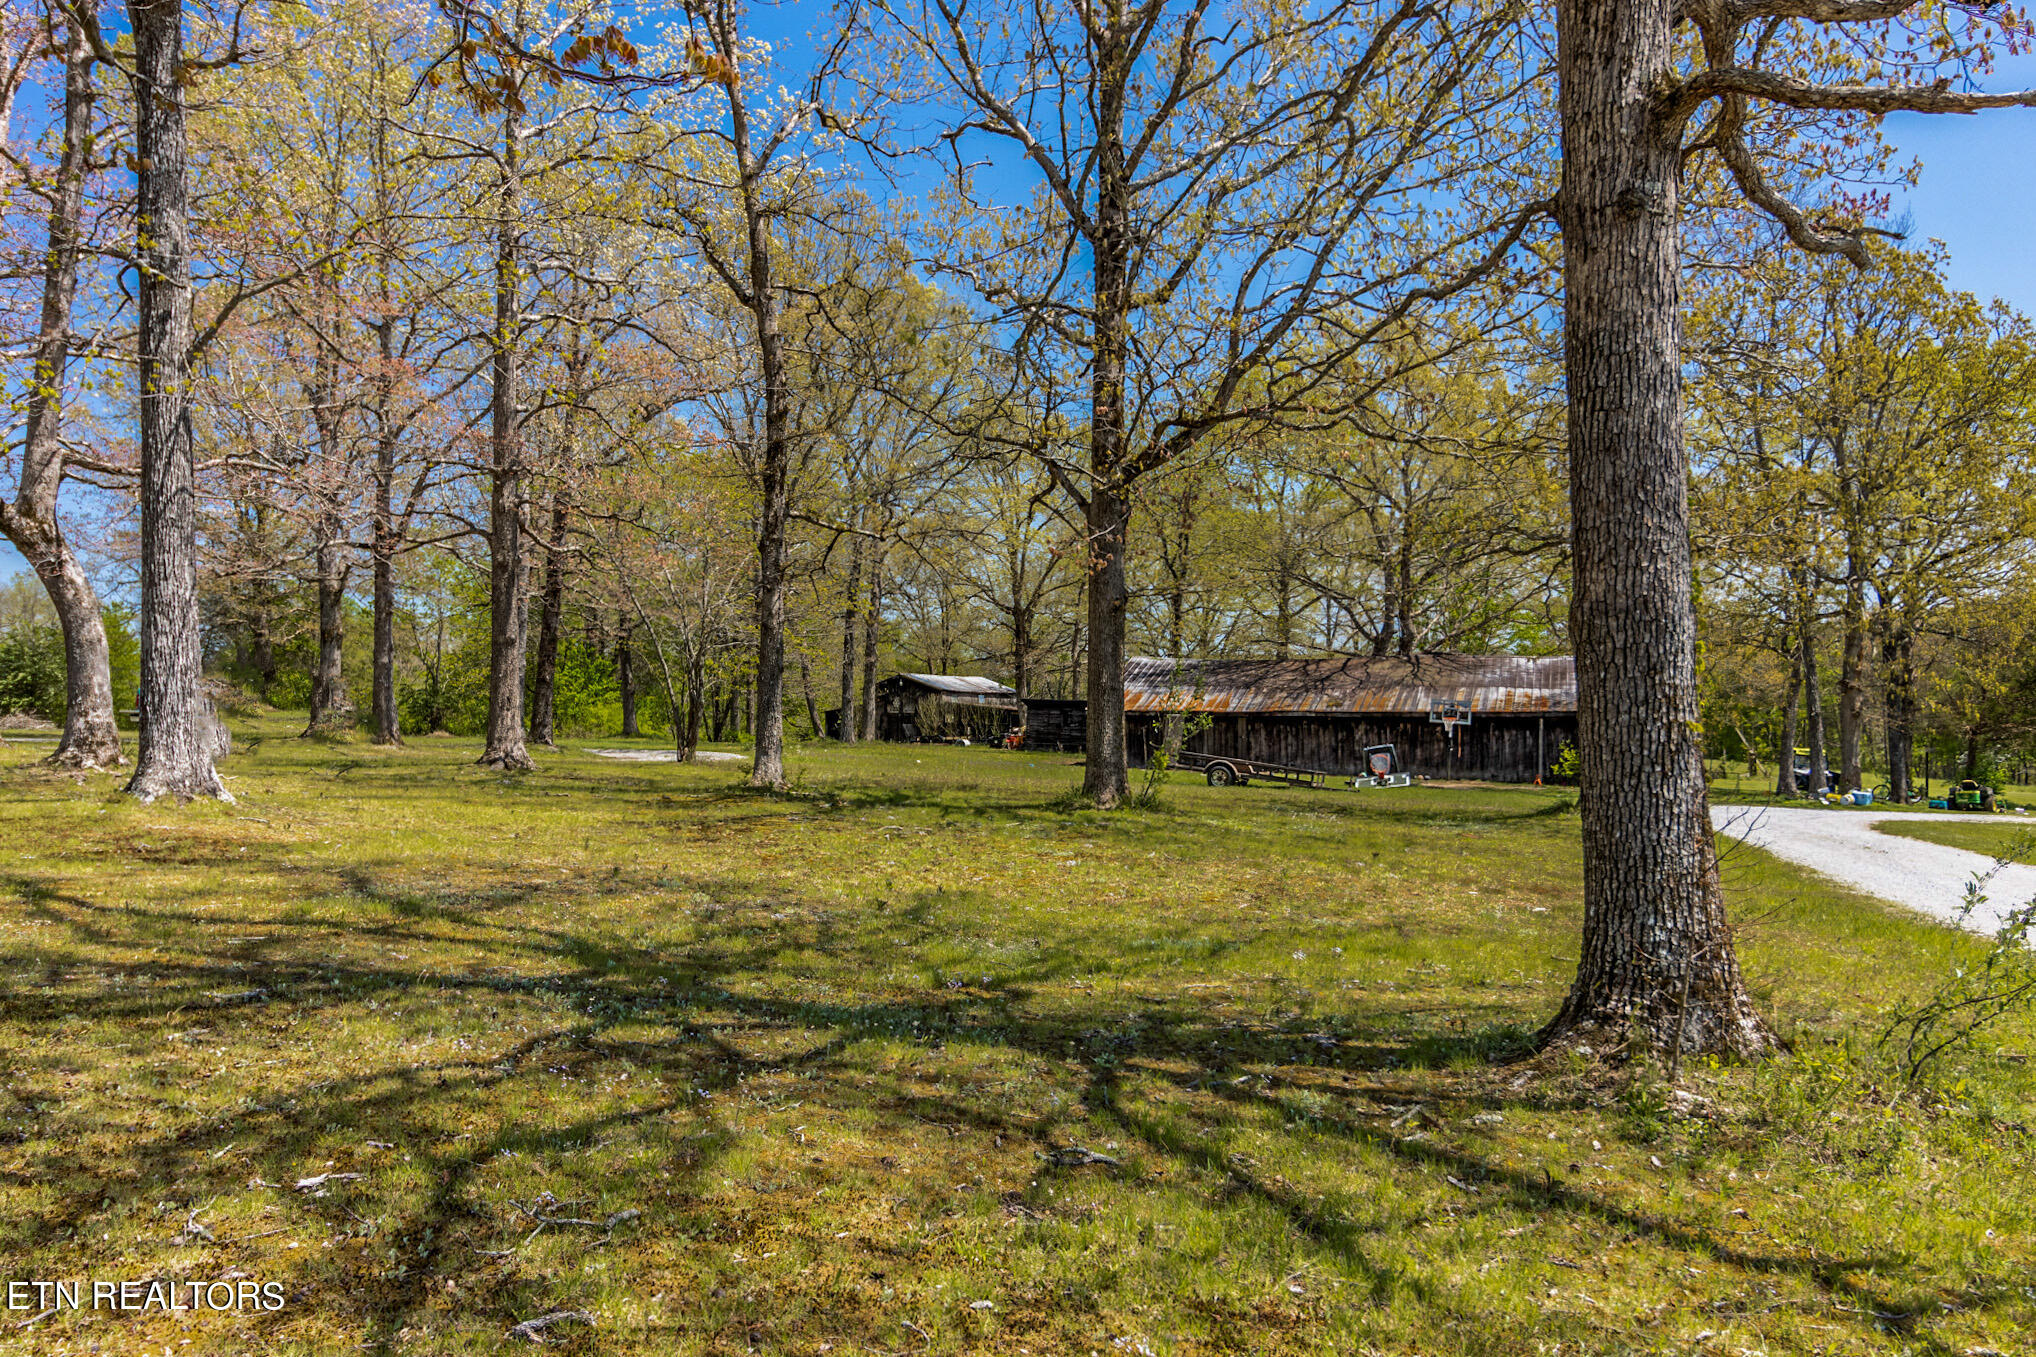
xmin=0 ymin=16 xmax=121 ymax=770
xmin=478 ymin=105 xmax=533 ymax=770
xmin=1082 ymin=481 xmax=1131 ymax=802
xmin=125 ymin=0 xmax=230 ymax=803
xmin=1077 ymin=16 xmax=1132 ymax=808
xmin=368 ymin=325 xmax=403 ymax=745
xmin=740 ymin=188 xmax=791 ymax=786
xmin=1539 ymin=0 xmax=1773 ymax=1058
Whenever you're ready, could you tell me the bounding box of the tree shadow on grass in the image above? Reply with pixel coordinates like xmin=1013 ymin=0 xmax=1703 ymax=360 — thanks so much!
xmin=0 ymin=864 xmax=2007 ymax=1354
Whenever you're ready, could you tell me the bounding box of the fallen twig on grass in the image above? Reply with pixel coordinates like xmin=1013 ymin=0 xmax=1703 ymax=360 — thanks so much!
xmin=1035 ymin=1145 xmax=1121 ymax=1168
xmin=174 ymin=1203 xmax=217 ymax=1244
xmin=506 ymin=1195 xmax=640 ymax=1248
xmin=506 ymin=1310 xmax=595 ymax=1344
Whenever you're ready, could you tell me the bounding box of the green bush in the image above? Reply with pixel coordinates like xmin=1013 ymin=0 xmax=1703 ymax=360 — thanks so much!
xmin=1972 ymin=751 xmax=2007 ymax=793
xmin=541 ymin=637 xmax=620 ymax=737
xmin=0 ymin=623 xmax=65 ymax=719
xmin=104 ymin=604 xmax=138 ymax=716
xmin=400 ymin=641 xmax=491 ymax=736
xmin=266 ymin=669 xmax=314 ymax=711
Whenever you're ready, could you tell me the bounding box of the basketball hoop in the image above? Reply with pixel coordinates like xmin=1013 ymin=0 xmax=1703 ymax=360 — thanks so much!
xmin=1428 ymin=701 xmax=1473 ymax=734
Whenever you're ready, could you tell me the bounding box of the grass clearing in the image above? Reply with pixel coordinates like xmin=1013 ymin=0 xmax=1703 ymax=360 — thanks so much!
xmin=1875 ymin=818 xmax=2036 ymax=864
xmin=1 ymin=715 xmax=2033 ymax=1355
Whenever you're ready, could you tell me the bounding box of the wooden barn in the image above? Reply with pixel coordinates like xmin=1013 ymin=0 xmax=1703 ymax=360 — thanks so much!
xmin=826 ymin=673 xmax=1020 ymax=743
xmin=1122 ymin=654 xmax=1577 ymax=784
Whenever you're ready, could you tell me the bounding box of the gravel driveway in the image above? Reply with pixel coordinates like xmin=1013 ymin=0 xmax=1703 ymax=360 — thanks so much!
xmin=1709 ymin=805 xmax=2036 ymax=935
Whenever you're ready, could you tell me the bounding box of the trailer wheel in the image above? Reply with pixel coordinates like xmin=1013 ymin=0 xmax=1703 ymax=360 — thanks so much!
xmin=1206 ymin=762 xmax=1238 ymax=787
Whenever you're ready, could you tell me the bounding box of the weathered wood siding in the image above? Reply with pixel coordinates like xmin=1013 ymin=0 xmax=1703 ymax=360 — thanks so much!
xmin=1131 ymin=712 xmax=1574 ymax=783
xmin=1017 ymin=699 xmax=1088 ymax=752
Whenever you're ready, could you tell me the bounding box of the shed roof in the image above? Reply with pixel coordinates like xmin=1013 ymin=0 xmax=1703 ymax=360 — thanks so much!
xmin=894 ymin=673 xmax=1018 ymax=698
xmin=1122 ymin=654 xmax=1576 ymax=715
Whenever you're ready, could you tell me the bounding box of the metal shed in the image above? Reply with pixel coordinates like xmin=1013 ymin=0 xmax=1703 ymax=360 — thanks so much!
xmin=828 ymin=673 xmax=1021 ymax=743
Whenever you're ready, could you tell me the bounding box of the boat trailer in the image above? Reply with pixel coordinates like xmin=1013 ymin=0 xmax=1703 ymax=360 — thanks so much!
xmin=1170 ymin=746 xmax=1411 ymax=791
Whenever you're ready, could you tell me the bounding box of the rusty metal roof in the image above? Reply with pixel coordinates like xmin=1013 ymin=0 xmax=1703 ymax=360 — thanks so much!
xmin=1122 ymin=654 xmax=1576 ymax=715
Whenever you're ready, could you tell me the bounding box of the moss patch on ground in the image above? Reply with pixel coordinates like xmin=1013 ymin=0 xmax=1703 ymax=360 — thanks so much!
xmin=1 ymin=717 xmax=2031 ymax=1355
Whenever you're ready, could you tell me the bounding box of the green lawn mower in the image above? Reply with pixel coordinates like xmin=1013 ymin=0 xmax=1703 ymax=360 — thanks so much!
xmin=1939 ymin=779 xmax=1997 ymax=813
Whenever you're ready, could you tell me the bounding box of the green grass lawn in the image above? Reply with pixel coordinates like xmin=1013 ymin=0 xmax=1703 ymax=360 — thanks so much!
xmin=1 ymin=716 xmax=2032 ymax=1355
xmin=1875 ymin=818 xmax=2036 ymax=864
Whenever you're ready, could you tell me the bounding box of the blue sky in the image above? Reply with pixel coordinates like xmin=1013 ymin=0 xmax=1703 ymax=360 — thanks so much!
xmin=1883 ymin=60 xmax=2036 ymax=314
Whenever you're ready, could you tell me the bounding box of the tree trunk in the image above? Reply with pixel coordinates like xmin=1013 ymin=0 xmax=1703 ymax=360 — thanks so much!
xmin=369 ymin=374 xmax=402 ymax=745
xmin=1539 ymin=0 xmax=1771 ymax=1058
xmin=617 ymin=618 xmax=639 ymax=738
xmin=479 ymin=107 xmax=533 ymax=771
xmin=1272 ymin=568 xmax=1293 ymax=661
xmin=1395 ymin=538 xmax=1415 ymax=659
xmin=304 ymin=525 xmax=352 ymax=735
xmin=1082 ymin=483 xmax=1131 ymax=806
xmin=741 ymin=372 xmax=785 ymax=785
xmin=1802 ymin=621 xmax=1828 ymax=797
xmin=0 ymin=19 xmax=121 ymax=770
xmin=839 ymin=532 xmax=861 ymax=741
xmin=1011 ymin=603 xmax=1032 ymax=733
xmin=1881 ymin=614 xmax=1914 ymax=803
xmin=1837 ymin=576 xmax=1866 ymax=795
xmin=859 ymin=552 xmax=882 ymax=741
xmin=1774 ymin=651 xmax=1800 ymax=798
xmin=125 ymin=0 xmax=229 ymax=803
xmin=529 ymin=489 xmax=567 ymax=746
xmin=40 ymin=536 xmax=123 ymax=768
xmin=1080 ymin=33 xmax=1132 ymax=808
xmin=682 ymin=649 xmax=704 ymax=760
xmin=799 ymin=656 xmax=820 ymax=738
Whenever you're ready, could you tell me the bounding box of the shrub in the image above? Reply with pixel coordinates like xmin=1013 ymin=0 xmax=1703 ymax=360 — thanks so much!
xmin=0 ymin=624 xmax=66 ymax=720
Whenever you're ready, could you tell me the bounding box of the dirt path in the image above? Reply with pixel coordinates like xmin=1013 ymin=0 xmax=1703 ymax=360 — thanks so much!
xmin=1709 ymin=804 xmax=2036 ymax=935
